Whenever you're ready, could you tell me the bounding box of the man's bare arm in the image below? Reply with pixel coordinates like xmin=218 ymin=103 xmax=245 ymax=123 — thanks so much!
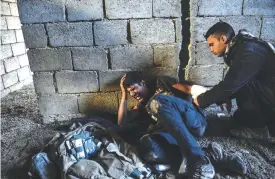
xmin=118 ymin=75 xmax=128 ymax=126
xmin=172 ymin=83 xmax=192 ymax=94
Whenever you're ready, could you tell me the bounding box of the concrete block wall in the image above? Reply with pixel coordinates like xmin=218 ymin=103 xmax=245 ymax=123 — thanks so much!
xmin=187 ymin=0 xmax=275 ymax=86
xmin=1 ymin=0 xmax=32 ymax=97
xmin=18 ymin=0 xmax=182 ymax=123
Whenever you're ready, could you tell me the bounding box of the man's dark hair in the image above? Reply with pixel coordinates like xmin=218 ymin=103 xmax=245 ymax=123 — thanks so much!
xmin=124 ymin=72 xmax=143 ymax=87
xmin=204 ymin=21 xmax=235 ymax=42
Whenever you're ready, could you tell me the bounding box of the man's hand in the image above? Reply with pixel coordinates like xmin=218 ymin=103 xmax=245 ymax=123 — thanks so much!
xmin=120 ymin=74 xmax=127 ymax=96
xmin=193 ymin=97 xmax=199 ymax=107
xmin=219 ymin=100 xmax=232 ymax=114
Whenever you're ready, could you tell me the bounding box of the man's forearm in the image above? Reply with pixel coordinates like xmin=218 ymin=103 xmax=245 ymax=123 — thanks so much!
xmin=117 ymin=93 xmax=128 ymax=126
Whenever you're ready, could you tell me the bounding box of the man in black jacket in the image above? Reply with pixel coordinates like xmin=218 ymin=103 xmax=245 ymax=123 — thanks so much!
xmin=193 ymin=22 xmax=275 ymax=139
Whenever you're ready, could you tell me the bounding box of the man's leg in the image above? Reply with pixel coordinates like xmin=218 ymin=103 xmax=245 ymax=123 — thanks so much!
xmin=147 ymin=94 xmax=214 ymax=178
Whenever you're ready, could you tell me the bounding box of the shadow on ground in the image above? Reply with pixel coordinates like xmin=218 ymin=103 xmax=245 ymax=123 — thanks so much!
xmin=1 ymin=84 xmax=275 ymax=179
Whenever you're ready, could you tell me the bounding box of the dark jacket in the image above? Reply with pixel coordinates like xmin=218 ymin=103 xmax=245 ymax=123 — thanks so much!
xmin=197 ymin=37 xmax=275 ymax=114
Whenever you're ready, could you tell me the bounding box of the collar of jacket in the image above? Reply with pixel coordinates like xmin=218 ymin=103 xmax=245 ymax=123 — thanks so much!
xmin=223 ymin=29 xmax=255 ymax=65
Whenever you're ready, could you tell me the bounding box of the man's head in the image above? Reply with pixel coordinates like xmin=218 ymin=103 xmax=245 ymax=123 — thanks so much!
xmin=204 ymin=22 xmax=235 ymax=57
xmin=124 ymin=72 xmax=149 ymax=101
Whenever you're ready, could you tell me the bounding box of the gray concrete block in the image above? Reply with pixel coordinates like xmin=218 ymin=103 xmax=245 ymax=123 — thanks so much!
xmin=191 ymin=16 xmax=261 ymax=42
xmin=105 ymin=0 xmax=152 ymax=19
xmin=56 ymin=71 xmax=99 ymax=93
xmin=131 ymin=19 xmax=175 ymax=44
xmin=66 ymin=0 xmax=103 ymax=21
xmin=47 ymin=22 xmax=93 ymax=47
xmin=1 ymin=45 xmax=12 ymax=59
xmin=153 ymin=0 xmax=181 ymax=17
xmin=2 ymin=71 xmax=19 ymax=88
xmin=94 ymin=20 xmax=128 ymax=46
xmin=18 ymin=0 xmax=65 ymax=23
xmin=144 ymin=67 xmax=178 ymax=80
xmin=154 ymin=44 xmax=180 ymax=67
xmin=244 ymin=0 xmax=275 ymax=15
xmin=261 ymin=17 xmax=275 ymax=43
xmin=0 ymin=79 xmax=4 ymax=91
xmin=190 ymin=0 xmax=199 ymax=17
xmin=15 ymin=30 xmax=24 ymax=42
xmin=38 ymin=94 xmax=78 ymax=115
xmin=1 ymin=17 xmax=7 ymax=30
xmin=27 ymin=48 xmax=72 ymax=72
xmin=78 ymin=92 xmax=118 ymax=114
xmin=33 ymin=72 xmax=55 ymax=94
xmin=110 ymin=45 xmax=153 ymax=70
xmin=198 ymin=0 xmax=242 ymax=16
xmin=188 ymin=65 xmax=224 ymax=86
xmin=4 ymin=57 xmax=20 ymax=72
xmin=17 ymin=66 xmax=31 ymax=81
xmin=195 ymin=42 xmax=223 ymax=65
xmin=2 ymin=0 xmax=17 ymax=2
xmin=1 ymin=2 xmax=11 ymax=15
xmin=0 ymin=60 xmax=5 ymax=75
xmin=9 ymin=3 xmax=19 ymax=16
xmin=1 ymin=30 xmax=16 ymax=44
xmin=174 ymin=18 xmax=182 ymax=43
xmin=22 ymin=24 xmax=47 ymax=48
xmin=1 ymin=88 xmax=11 ymax=97
xmin=11 ymin=43 xmax=26 ymax=56
xmin=18 ymin=54 xmax=29 ymax=67
xmin=72 ymin=47 xmax=108 ymax=71
xmin=99 ymin=71 xmax=126 ymax=92
xmin=6 ymin=16 xmax=21 ymax=29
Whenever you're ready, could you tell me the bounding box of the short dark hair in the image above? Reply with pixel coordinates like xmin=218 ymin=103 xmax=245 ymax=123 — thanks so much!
xmin=124 ymin=72 xmax=143 ymax=87
xmin=204 ymin=21 xmax=235 ymax=41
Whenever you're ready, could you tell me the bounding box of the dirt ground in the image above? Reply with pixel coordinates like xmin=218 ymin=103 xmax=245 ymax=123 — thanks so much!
xmin=1 ymin=84 xmax=275 ymax=179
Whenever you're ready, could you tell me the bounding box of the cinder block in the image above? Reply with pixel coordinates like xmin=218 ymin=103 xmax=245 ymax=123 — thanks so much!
xmin=72 ymin=47 xmax=108 ymax=71
xmin=1 ymin=30 xmax=16 ymax=44
xmin=94 ymin=20 xmax=128 ymax=46
xmin=6 ymin=16 xmax=21 ymax=29
xmin=27 ymin=48 xmax=72 ymax=72
xmin=105 ymin=0 xmax=152 ymax=19
xmin=38 ymin=94 xmax=79 ymax=115
xmin=261 ymin=17 xmax=275 ymax=43
xmin=2 ymin=0 xmax=16 ymax=2
xmin=47 ymin=22 xmax=93 ymax=47
xmin=174 ymin=18 xmax=182 ymax=43
xmin=191 ymin=16 xmax=261 ymax=42
xmin=9 ymin=3 xmax=19 ymax=16
xmin=1 ymin=45 xmax=12 ymax=59
xmin=11 ymin=43 xmax=26 ymax=56
xmin=15 ymin=30 xmax=24 ymax=42
xmin=18 ymin=0 xmax=65 ymax=23
xmin=1 ymin=2 xmax=11 ymax=16
xmin=1 ymin=17 xmax=7 ymax=30
xmin=33 ymin=72 xmax=55 ymax=94
xmin=22 ymin=24 xmax=47 ymax=48
xmin=190 ymin=0 xmax=199 ymax=17
xmin=188 ymin=65 xmax=224 ymax=86
xmin=195 ymin=42 xmax=223 ymax=65
xmin=4 ymin=57 xmax=20 ymax=72
xmin=144 ymin=67 xmax=178 ymax=80
xmin=0 ymin=79 xmax=4 ymax=91
xmin=0 ymin=60 xmax=5 ymax=75
xmin=7 ymin=80 xmax=24 ymax=92
xmin=244 ymin=0 xmax=275 ymax=15
xmin=2 ymin=71 xmax=19 ymax=88
xmin=66 ymin=0 xmax=103 ymax=21
xmin=99 ymin=71 xmax=126 ymax=92
xmin=42 ymin=114 xmax=85 ymax=124
xmin=131 ymin=19 xmax=175 ymax=44
xmin=110 ymin=45 xmax=153 ymax=70
xmin=18 ymin=54 xmax=29 ymax=67
xmin=154 ymin=44 xmax=180 ymax=67
xmin=17 ymin=66 xmax=31 ymax=81
xmin=198 ymin=0 xmax=242 ymax=16
xmin=1 ymin=88 xmax=11 ymax=97
xmin=56 ymin=71 xmax=99 ymax=93
xmin=153 ymin=0 xmax=181 ymax=17
xmin=78 ymin=93 xmax=118 ymax=114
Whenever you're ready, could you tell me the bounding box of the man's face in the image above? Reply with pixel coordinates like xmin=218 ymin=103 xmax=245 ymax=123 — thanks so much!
xmin=126 ymin=81 xmax=149 ymax=101
xmin=207 ymin=35 xmax=228 ymax=57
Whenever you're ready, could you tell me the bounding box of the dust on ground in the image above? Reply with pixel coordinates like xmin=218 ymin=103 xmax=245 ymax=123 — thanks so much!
xmin=1 ymin=84 xmax=275 ymax=179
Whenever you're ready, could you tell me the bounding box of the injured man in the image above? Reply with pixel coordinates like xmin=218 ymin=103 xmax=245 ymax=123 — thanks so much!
xmin=117 ymin=72 xmax=247 ymax=179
